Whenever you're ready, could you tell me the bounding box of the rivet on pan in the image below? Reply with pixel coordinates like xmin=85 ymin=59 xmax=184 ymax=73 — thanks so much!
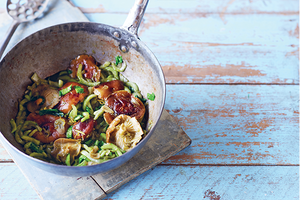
xmin=113 ymin=32 xmax=120 ymax=38
xmin=131 ymin=41 xmax=137 ymax=48
xmin=121 ymin=46 xmax=128 ymax=52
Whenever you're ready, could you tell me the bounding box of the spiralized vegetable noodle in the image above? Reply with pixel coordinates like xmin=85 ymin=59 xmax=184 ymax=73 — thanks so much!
xmin=10 ymin=54 xmax=150 ymax=166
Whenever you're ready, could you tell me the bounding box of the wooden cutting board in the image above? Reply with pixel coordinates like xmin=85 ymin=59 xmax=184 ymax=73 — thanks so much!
xmin=0 ymin=1 xmax=191 ymax=199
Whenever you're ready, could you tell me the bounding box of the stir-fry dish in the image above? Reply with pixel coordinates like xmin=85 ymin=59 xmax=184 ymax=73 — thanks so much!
xmin=10 ymin=54 xmax=155 ymax=166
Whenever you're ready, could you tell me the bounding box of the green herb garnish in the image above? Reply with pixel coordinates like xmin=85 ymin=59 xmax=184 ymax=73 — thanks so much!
xmin=29 ymin=143 xmax=43 ymax=153
xmin=127 ymin=86 xmax=134 ymax=93
xmin=85 ymin=106 xmax=92 ymax=114
xmin=78 ymin=154 xmax=90 ymax=163
xmin=147 ymin=93 xmax=155 ymax=101
xmin=74 ymin=86 xmax=84 ymax=94
xmin=98 ymin=140 xmax=104 ymax=148
xmin=66 ymin=126 xmax=73 ymax=139
xmin=85 ymin=138 xmax=94 ymax=146
xmin=95 ymin=104 xmax=104 ymax=110
xmin=65 ymin=154 xmax=71 ymax=166
xmin=39 ymin=109 xmax=64 ymax=117
xmin=115 ymin=55 xmax=123 ymax=65
xmin=59 ymin=84 xmax=72 ymax=96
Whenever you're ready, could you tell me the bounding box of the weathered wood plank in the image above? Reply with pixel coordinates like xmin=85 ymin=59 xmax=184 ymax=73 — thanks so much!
xmin=0 ymin=163 xmax=39 ymax=200
xmin=162 ymin=85 xmax=299 ymax=165
xmin=1 ymin=2 xmax=298 ymax=84
xmin=80 ymin=13 xmax=299 ymax=84
xmin=4 ymin=130 xmax=107 ymax=200
xmin=0 ymin=144 xmax=10 ymax=161
xmin=104 ymin=165 xmax=299 ymax=200
xmin=1 ymin=0 xmax=298 ymax=14
xmin=70 ymin=0 xmax=299 ymax=84
xmin=69 ymin=0 xmax=299 ymax=14
xmin=1 ymin=163 xmax=298 ymax=200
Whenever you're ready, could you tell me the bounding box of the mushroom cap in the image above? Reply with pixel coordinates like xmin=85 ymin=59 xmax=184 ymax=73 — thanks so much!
xmin=93 ymin=80 xmax=124 ymax=100
xmin=105 ymin=90 xmax=145 ymax=122
xmin=51 ymin=138 xmax=81 ymax=163
xmin=106 ymin=114 xmax=144 ymax=151
xmin=27 ymin=84 xmax=60 ymax=113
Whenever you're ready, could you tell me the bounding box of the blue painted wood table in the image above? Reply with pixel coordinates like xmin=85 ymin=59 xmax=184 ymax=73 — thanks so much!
xmin=0 ymin=0 xmax=299 ymax=199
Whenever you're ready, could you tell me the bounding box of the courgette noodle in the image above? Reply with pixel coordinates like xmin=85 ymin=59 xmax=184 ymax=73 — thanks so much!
xmin=10 ymin=54 xmax=150 ymax=166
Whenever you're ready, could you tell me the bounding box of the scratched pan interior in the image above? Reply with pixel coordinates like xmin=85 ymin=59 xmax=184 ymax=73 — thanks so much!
xmin=0 ymin=22 xmax=165 ymax=177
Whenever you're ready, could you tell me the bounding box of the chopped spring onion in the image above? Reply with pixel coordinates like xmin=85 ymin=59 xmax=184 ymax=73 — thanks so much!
xmin=29 ymin=142 xmax=43 ymax=153
xmin=66 ymin=126 xmax=73 ymax=139
xmin=135 ymin=94 xmax=147 ymax=103
xmin=39 ymin=109 xmax=64 ymax=117
xmin=59 ymin=84 xmax=72 ymax=96
xmin=74 ymin=86 xmax=84 ymax=93
xmin=147 ymin=92 xmax=156 ymax=101
xmin=78 ymin=154 xmax=90 ymax=163
xmin=115 ymin=55 xmax=123 ymax=65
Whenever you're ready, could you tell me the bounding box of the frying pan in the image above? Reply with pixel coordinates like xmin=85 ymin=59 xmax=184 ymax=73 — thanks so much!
xmin=0 ymin=0 xmax=165 ymax=177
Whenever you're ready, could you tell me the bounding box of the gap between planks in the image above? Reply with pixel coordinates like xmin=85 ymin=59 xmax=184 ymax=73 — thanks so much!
xmin=90 ymin=176 xmax=108 ymax=196
xmin=0 ymin=160 xmax=14 ymax=163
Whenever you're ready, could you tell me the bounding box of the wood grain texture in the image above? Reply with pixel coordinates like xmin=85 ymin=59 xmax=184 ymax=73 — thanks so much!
xmin=70 ymin=0 xmax=299 ymax=14
xmin=0 ymin=143 xmax=10 ymax=161
xmin=0 ymin=163 xmax=39 ymax=200
xmin=163 ymin=84 xmax=299 ymax=165
xmin=69 ymin=1 xmax=300 ymax=84
xmin=104 ymin=165 xmax=299 ymax=200
xmin=1 ymin=163 xmax=298 ymax=200
xmin=1 ymin=1 xmax=298 ymax=84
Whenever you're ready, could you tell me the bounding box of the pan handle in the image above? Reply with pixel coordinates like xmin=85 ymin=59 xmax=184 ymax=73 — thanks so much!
xmin=121 ymin=0 xmax=149 ymax=38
